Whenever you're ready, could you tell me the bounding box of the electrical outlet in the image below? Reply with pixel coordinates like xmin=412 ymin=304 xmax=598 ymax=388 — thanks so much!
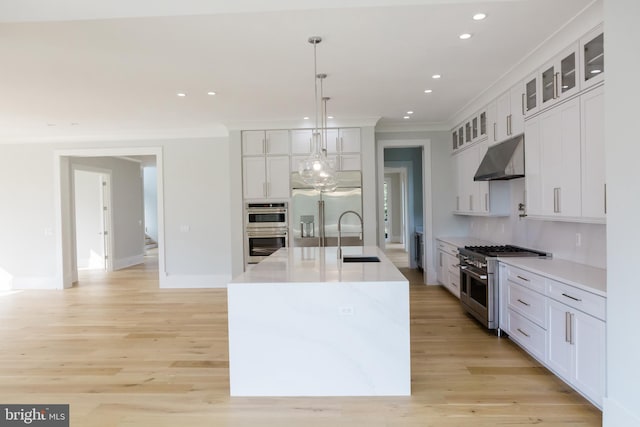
xmin=575 ymin=233 xmax=582 ymax=247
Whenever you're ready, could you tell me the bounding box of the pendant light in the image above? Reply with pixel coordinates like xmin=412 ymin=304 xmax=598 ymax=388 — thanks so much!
xmin=298 ymin=36 xmax=336 ymax=192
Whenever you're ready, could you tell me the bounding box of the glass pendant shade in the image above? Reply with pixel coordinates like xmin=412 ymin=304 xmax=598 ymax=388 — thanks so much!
xmin=298 ymin=36 xmax=336 ymax=192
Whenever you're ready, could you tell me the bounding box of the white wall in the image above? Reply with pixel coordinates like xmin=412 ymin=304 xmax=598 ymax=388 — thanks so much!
xmin=0 ymin=144 xmax=58 ymax=289
xmin=603 ymin=0 xmax=640 ymax=425
xmin=0 ymin=137 xmax=232 ymax=289
xmin=143 ymin=166 xmax=158 ymax=242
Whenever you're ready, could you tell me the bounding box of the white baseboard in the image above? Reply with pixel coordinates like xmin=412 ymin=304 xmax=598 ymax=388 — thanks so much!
xmin=113 ymin=254 xmax=144 ymax=270
xmin=390 ymin=235 xmax=403 ymax=244
xmin=604 ymin=397 xmax=640 ymax=427
xmin=12 ymin=276 xmax=61 ymax=290
xmin=160 ymin=274 xmax=231 ymax=289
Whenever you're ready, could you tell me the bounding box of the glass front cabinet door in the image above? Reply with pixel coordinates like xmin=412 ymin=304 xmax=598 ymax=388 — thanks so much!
xmin=540 ymin=43 xmax=579 ymax=109
xmin=581 ymin=25 xmax=604 ymax=90
xmin=524 ymin=73 xmax=538 ymax=116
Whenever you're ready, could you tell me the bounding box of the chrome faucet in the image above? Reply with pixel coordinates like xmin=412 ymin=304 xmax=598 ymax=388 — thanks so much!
xmin=337 ymin=210 xmax=363 ymax=259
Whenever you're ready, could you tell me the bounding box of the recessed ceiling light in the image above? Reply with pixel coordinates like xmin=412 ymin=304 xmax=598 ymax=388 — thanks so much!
xmin=327 ymin=116 xmax=334 ymax=119
xmin=424 ymin=89 xmax=433 ymax=93
xmin=459 ymin=33 xmax=472 ymax=40
xmin=403 ymin=116 xmax=410 ymax=120
xmin=177 ymin=92 xmax=186 ymax=97
xmin=432 ymin=74 xmax=441 ymax=79
xmin=207 ymin=91 xmax=216 ymax=96
xmin=473 ymin=13 xmax=487 ymax=21
xmin=407 ymin=111 xmax=414 ymax=115
xmin=303 ymin=116 xmax=310 ymax=120
xmin=591 ymin=69 xmax=602 ymax=74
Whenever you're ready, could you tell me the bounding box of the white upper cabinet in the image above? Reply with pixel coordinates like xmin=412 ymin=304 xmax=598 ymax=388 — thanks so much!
xmin=580 ymin=25 xmax=604 ymax=90
xmin=242 ymin=130 xmax=289 ymax=156
xmin=291 ymin=129 xmax=314 ymax=154
xmin=339 ymin=128 xmax=361 ymax=153
xmin=523 ymin=72 xmax=539 ymax=117
xmin=580 ymin=85 xmax=605 ymax=221
xmin=539 ymin=43 xmax=580 ymax=110
xmin=525 ymin=97 xmax=581 ymax=219
xmin=495 ymin=81 xmax=524 ymax=143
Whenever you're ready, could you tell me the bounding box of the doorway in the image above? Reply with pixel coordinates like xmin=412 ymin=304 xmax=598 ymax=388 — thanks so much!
xmin=376 ymin=138 xmax=434 ymax=285
xmin=54 ymin=147 xmax=166 ymax=289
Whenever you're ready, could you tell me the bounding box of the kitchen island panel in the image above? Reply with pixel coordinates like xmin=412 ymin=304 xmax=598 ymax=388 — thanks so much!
xmin=228 ymin=281 xmax=410 ymax=396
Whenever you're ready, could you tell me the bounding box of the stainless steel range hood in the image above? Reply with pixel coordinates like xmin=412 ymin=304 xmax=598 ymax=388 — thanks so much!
xmin=474 ymin=134 xmax=525 ymax=181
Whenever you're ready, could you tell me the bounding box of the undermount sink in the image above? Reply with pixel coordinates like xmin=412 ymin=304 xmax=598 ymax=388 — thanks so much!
xmin=342 ymin=255 xmax=381 ymax=263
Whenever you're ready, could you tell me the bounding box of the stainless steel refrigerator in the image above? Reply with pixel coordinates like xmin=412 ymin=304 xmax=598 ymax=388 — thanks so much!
xmin=290 ymin=171 xmax=363 ymax=248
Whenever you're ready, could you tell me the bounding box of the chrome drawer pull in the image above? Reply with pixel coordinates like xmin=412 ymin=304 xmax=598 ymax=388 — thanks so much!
xmin=517 ymin=328 xmax=530 ymax=338
xmin=561 ymin=293 xmax=582 ymax=302
xmin=516 ymin=275 xmax=530 ymax=282
xmin=517 ymin=299 xmax=530 ymax=307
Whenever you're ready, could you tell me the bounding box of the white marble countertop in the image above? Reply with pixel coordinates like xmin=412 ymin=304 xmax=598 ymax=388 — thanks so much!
xmin=232 ymin=246 xmax=407 ymax=284
xmin=498 ymin=257 xmax=606 ymax=297
xmin=436 ymin=236 xmax=496 ymax=248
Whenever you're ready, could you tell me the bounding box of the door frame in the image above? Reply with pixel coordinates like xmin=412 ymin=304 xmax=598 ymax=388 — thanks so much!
xmin=54 ymin=147 xmax=165 ymax=288
xmin=376 ymin=139 xmax=434 ymax=284
xmin=384 ymin=167 xmax=409 ymax=248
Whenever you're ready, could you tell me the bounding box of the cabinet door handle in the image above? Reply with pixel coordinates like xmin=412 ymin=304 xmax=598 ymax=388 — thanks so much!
xmin=516 ymin=275 xmax=530 ymax=282
xmin=561 ymin=293 xmax=582 ymax=302
xmin=604 ymin=183 xmax=607 ymax=214
xmin=517 ymin=328 xmax=530 ymax=338
xmin=456 ymin=196 xmax=460 ymax=211
xmin=554 ymin=72 xmax=559 ymax=99
xmin=569 ymin=313 xmax=575 ymax=345
xmin=565 ymin=312 xmax=571 ymax=343
xmin=506 ymin=115 xmax=511 ymax=136
xmin=493 ymin=123 xmax=497 ymax=141
xmin=521 ymin=93 xmax=526 ymax=115
xmin=485 ymin=193 xmax=488 ymax=211
xmin=553 ymin=187 xmax=561 ymax=213
xmin=517 ymin=299 xmax=530 ymax=307
xmin=439 ymin=252 xmax=443 ymax=267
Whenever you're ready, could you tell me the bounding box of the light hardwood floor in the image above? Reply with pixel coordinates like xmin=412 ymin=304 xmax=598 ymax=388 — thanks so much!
xmin=0 ymin=255 xmax=601 ymax=426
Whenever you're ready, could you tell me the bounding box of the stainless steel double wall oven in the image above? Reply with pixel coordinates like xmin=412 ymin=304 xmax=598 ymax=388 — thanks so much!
xmin=244 ymin=202 xmax=288 ymax=264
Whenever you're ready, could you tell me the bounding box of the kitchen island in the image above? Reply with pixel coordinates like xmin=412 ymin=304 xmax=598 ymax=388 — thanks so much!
xmin=227 ymin=246 xmax=410 ymax=396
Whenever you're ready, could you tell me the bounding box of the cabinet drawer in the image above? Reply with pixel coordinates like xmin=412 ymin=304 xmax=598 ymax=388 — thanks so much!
xmin=508 ymin=282 xmax=547 ymax=328
xmin=547 ymin=280 xmax=605 ymax=320
xmin=506 ymin=265 xmax=546 ymax=294
xmin=437 ymin=241 xmax=459 ymax=257
xmin=508 ymin=310 xmax=546 ymax=362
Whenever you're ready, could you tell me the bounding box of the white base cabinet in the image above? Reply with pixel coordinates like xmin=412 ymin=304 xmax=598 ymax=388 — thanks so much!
xmin=499 ymin=262 xmax=605 ymax=409
xmin=436 ymin=240 xmax=460 ymax=298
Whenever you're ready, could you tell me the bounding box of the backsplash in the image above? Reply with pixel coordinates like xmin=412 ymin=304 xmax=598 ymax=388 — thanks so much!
xmin=467 ymin=179 xmax=607 ymax=269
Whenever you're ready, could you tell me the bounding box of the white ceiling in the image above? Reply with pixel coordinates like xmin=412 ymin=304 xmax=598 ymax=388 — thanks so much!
xmin=0 ymin=0 xmax=594 ymax=142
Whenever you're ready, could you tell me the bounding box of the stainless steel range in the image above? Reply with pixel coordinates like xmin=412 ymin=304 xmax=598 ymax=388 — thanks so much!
xmin=458 ymin=245 xmax=551 ymax=334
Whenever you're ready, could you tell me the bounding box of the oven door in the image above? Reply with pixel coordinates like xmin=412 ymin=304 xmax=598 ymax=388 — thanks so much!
xmin=246 ymin=208 xmax=288 ymax=228
xmin=245 ymin=229 xmax=288 ymax=264
xmin=460 ymin=265 xmax=490 ymax=328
